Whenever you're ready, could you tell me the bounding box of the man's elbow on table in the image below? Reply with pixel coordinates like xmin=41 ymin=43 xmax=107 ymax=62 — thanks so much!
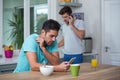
xmin=30 ymin=63 xmax=41 ymax=71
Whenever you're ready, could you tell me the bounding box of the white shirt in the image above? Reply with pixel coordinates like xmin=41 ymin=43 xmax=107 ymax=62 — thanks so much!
xmin=62 ymin=19 xmax=85 ymax=54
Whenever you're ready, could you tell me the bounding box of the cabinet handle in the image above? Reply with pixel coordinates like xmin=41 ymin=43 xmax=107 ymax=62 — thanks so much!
xmin=105 ymin=46 xmax=110 ymax=52
xmin=1 ymin=69 xmax=14 ymax=72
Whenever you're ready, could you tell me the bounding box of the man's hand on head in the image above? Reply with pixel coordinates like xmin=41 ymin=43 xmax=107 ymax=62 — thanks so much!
xmin=68 ymin=15 xmax=75 ymax=26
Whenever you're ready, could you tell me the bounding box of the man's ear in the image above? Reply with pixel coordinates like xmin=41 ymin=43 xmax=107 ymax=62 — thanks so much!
xmin=41 ymin=30 xmax=45 ymax=33
xmin=41 ymin=30 xmax=46 ymax=36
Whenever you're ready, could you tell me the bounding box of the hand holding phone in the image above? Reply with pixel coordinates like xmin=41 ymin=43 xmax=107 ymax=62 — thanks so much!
xmin=68 ymin=15 xmax=75 ymax=25
xmin=68 ymin=57 xmax=76 ymax=64
xmin=69 ymin=15 xmax=73 ymax=20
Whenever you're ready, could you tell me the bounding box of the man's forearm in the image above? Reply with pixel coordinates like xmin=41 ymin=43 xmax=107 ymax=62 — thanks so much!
xmin=71 ymin=24 xmax=85 ymax=39
xmin=41 ymin=47 xmax=59 ymax=65
xmin=58 ymin=38 xmax=64 ymax=47
xmin=58 ymin=41 xmax=64 ymax=47
xmin=31 ymin=63 xmax=43 ymax=71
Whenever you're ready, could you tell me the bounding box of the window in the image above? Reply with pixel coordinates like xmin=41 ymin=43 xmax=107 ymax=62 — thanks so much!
xmin=0 ymin=0 xmax=48 ymax=55
xmin=33 ymin=4 xmax=48 ymax=34
xmin=2 ymin=0 xmax=24 ymax=49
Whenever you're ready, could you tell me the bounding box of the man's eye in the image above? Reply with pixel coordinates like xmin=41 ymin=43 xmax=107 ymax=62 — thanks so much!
xmin=50 ymin=35 xmax=54 ymax=37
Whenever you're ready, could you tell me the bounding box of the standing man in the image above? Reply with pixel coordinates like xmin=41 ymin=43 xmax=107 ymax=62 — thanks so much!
xmin=14 ymin=19 xmax=70 ymax=73
xmin=58 ymin=6 xmax=85 ymax=64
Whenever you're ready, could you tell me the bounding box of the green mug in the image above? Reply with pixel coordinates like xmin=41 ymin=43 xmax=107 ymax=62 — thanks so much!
xmin=70 ymin=64 xmax=80 ymax=77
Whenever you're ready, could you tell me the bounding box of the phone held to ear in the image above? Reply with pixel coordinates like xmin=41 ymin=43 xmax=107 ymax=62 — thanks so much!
xmin=70 ymin=15 xmax=73 ymax=18
xmin=69 ymin=15 xmax=73 ymax=19
xmin=68 ymin=57 xmax=76 ymax=64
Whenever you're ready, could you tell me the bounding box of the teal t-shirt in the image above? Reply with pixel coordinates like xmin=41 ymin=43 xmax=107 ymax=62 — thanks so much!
xmin=14 ymin=34 xmax=58 ymax=73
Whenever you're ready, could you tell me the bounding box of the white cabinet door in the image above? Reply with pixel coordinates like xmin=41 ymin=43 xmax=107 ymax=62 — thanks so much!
xmin=102 ymin=0 xmax=120 ymax=66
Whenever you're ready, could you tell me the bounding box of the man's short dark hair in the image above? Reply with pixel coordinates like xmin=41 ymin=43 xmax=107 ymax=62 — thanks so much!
xmin=42 ymin=19 xmax=61 ymax=32
xmin=59 ymin=6 xmax=72 ymax=15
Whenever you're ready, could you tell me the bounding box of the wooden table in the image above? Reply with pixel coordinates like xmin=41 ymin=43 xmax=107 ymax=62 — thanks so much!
xmin=0 ymin=63 xmax=120 ymax=80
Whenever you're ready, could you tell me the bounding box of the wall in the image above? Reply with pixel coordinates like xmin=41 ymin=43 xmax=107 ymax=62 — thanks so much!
xmin=77 ymin=0 xmax=101 ymax=58
xmin=56 ymin=0 xmax=101 ymax=61
xmin=0 ymin=0 xmax=3 ymax=55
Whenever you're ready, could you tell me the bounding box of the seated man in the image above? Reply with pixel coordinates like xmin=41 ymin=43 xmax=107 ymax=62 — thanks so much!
xmin=14 ymin=19 xmax=70 ymax=73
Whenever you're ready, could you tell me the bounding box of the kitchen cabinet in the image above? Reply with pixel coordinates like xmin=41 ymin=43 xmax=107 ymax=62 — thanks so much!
xmin=0 ymin=63 xmax=17 ymax=74
xmin=0 ymin=54 xmax=18 ymax=74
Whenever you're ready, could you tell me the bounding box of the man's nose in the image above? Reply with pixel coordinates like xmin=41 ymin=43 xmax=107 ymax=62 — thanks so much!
xmin=52 ymin=37 xmax=56 ymax=41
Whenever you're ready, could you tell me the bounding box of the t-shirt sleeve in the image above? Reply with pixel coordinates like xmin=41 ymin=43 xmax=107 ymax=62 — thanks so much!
xmin=22 ymin=36 xmax=37 ymax=52
xmin=76 ymin=20 xmax=85 ymax=30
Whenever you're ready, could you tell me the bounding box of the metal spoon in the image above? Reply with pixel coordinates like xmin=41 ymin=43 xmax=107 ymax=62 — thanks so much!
xmin=43 ymin=61 xmax=46 ymax=68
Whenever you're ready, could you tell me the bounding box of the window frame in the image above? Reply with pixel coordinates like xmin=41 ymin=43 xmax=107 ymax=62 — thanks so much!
xmin=0 ymin=0 xmax=57 ymax=55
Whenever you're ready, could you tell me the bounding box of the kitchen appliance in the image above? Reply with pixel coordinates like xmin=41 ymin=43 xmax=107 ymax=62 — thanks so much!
xmin=83 ymin=37 xmax=92 ymax=53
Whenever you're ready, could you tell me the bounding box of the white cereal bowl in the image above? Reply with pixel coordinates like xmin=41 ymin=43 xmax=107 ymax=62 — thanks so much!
xmin=39 ymin=66 xmax=54 ymax=76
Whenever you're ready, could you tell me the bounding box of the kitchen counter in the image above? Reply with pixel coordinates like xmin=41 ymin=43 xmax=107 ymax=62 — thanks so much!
xmin=0 ymin=55 xmax=18 ymax=65
xmin=0 ymin=56 xmax=18 ymax=74
xmin=0 ymin=63 xmax=120 ymax=80
xmin=0 ymin=50 xmax=20 ymax=65
xmin=0 ymin=51 xmax=19 ymax=74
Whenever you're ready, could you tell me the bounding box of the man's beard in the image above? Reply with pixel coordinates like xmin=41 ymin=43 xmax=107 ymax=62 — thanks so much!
xmin=65 ymin=21 xmax=69 ymax=25
xmin=43 ymin=41 xmax=47 ymax=47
